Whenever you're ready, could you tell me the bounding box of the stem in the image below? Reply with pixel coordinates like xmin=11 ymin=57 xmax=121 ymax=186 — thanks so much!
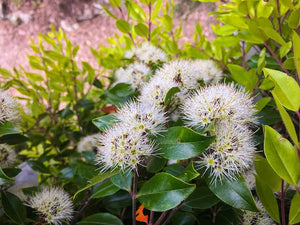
xmin=280 ymin=180 xmax=286 ymax=225
xmin=276 ymin=0 xmax=282 ymax=35
xmin=296 ymin=111 xmax=300 ymax=120
xmin=70 ymin=196 xmax=92 ymax=225
xmin=148 ymin=2 xmax=152 ymax=41
xmin=162 ymin=205 xmax=182 ymax=225
xmin=241 ymin=41 xmax=246 ymax=68
xmin=154 ymin=211 xmax=168 ymax=225
xmin=295 ymin=186 xmax=300 ymax=195
xmin=132 ymin=170 xmax=138 ymax=225
xmin=263 ymin=42 xmax=293 ymax=77
xmin=149 ymin=211 xmax=154 ymax=225
xmin=198 ymin=47 xmax=229 ymax=72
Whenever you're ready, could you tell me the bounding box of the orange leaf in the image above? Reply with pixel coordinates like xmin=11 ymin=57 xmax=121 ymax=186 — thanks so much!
xmin=136 ymin=205 xmax=149 ymax=225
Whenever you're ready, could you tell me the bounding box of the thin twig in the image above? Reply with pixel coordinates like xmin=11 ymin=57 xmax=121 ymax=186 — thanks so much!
xmin=263 ymin=41 xmax=293 ymax=77
xmin=149 ymin=211 xmax=154 ymax=225
xmin=241 ymin=41 xmax=246 ymax=68
xmin=162 ymin=205 xmax=183 ymax=225
xmin=132 ymin=170 xmax=138 ymax=225
xmin=154 ymin=211 xmax=168 ymax=225
xmin=276 ymin=0 xmax=282 ymax=35
xmin=148 ymin=2 xmax=152 ymax=41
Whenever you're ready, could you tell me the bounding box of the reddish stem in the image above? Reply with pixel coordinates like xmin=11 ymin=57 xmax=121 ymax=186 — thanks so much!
xmin=280 ymin=180 xmax=286 ymax=225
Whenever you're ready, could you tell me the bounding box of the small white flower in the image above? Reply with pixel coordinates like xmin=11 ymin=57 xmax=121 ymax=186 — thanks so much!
xmin=0 ymin=144 xmax=17 ymax=168
xmin=96 ymin=124 xmax=155 ymax=171
xmin=0 ymin=90 xmax=21 ymax=124
xmin=115 ymin=101 xmax=167 ymax=135
xmin=28 ymin=187 xmax=73 ymax=225
xmin=191 ymin=59 xmax=222 ymax=85
xmin=140 ymin=75 xmax=179 ymax=107
xmin=183 ymin=84 xmax=257 ymax=129
xmin=124 ymin=42 xmax=167 ymax=64
xmin=242 ymin=199 xmax=276 ymax=225
xmin=197 ymin=121 xmax=255 ymax=183
xmin=115 ymin=62 xmax=151 ymax=89
xmin=77 ymin=134 xmax=100 ymax=153
xmin=243 ymin=166 xmax=256 ymax=190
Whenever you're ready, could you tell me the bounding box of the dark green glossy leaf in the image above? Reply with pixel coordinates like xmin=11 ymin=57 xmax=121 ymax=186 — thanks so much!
xmin=0 ymin=168 xmax=13 ymax=185
xmin=178 ymin=161 xmax=199 ymax=182
xmin=264 ymin=125 xmax=299 ymax=186
xmin=27 ymin=160 xmax=50 ymax=174
xmin=206 ymin=174 xmax=258 ymax=211
xmin=137 ymin=172 xmax=195 ymax=211
xmin=92 ymin=180 xmax=120 ymax=198
xmin=164 ymin=87 xmax=180 ymax=105
xmin=92 ymin=115 xmax=118 ymax=132
xmin=78 ymin=213 xmax=123 ymax=225
xmin=74 ymin=169 xmax=120 ymax=199
xmin=171 ymin=212 xmax=197 ymax=225
xmin=1 ymin=191 xmax=26 ymax=225
xmin=0 ymin=133 xmax=28 ymax=145
xmin=0 ymin=122 xmax=20 ymax=137
xmin=184 ymin=186 xmax=219 ymax=209
xmin=255 ymin=176 xmax=280 ymax=222
xmin=111 ymin=169 xmax=132 ymax=191
xmin=146 ymin=156 xmax=167 ymax=173
xmin=157 ymin=126 xmax=214 ymax=160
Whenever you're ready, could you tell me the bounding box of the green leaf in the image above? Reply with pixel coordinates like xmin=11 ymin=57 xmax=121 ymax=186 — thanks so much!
xmin=206 ymin=174 xmax=258 ymax=211
xmin=137 ymin=172 xmax=195 ymax=212
xmin=82 ymin=61 xmax=96 ymax=84
xmin=289 ymin=193 xmax=300 ymax=224
xmin=74 ymin=169 xmax=120 ymax=199
xmin=254 ymin=155 xmax=281 ymax=191
xmin=1 ymin=191 xmax=26 ymax=225
xmin=0 ymin=122 xmax=20 ymax=137
xmin=257 ymin=48 xmax=266 ymax=74
xmin=92 ymin=115 xmax=118 ymax=132
xmin=156 ymin=126 xmax=215 ymax=160
xmin=0 ymin=168 xmax=13 ymax=185
xmin=288 ymin=9 xmax=300 ymax=29
xmin=255 ymin=176 xmax=280 ymax=222
xmin=27 ymin=159 xmax=49 ymax=174
xmin=184 ymin=186 xmax=219 ymax=209
xmin=228 ymin=64 xmax=257 ymax=91
xmin=263 ymin=68 xmax=300 ymax=111
xmin=164 ymin=87 xmax=180 ymax=105
xmin=264 ymin=125 xmax=299 ymax=186
xmin=177 ymin=161 xmax=199 ymax=182
xmin=78 ymin=213 xmax=123 ymax=225
xmin=92 ymin=180 xmax=120 ymax=198
xmin=151 ymin=0 xmax=162 ymax=21
xmin=255 ymin=97 xmax=271 ymax=112
xmin=125 ymin=1 xmax=146 ymax=22
xmin=0 ymin=68 xmax=13 ymax=78
xmin=134 ymin=23 xmax=148 ymax=38
xmin=293 ymin=32 xmax=300 ymax=79
xmin=109 ymin=0 xmax=122 ymax=8
xmin=111 ymin=169 xmax=132 ymax=191
xmin=273 ymin=92 xmax=299 ymax=147
xmin=116 ymin=19 xmax=130 ymax=33
xmin=102 ymin=6 xmax=118 ymax=19
xmin=146 ymin=156 xmax=167 ymax=173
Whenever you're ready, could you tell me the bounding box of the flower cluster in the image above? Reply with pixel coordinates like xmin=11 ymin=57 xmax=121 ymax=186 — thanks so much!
xmin=241 ymin=200 xmax=275 ymax=225
xmin=124 ymin=42 xmax=167 ymax=64
xmin=28 ymin=187 xmax=73 ymax=225
xmin=182 ymin=84 xmax=257 ymax=183
xmin=0 ymin=90 xmax=21 ymax=124
xmin=96 ymin=101 xmax=166 ymax=171
xmin=0 ymin=144 xmax=17 ymax=168
xmin=114 ymin=62 xmax=151 ymax=89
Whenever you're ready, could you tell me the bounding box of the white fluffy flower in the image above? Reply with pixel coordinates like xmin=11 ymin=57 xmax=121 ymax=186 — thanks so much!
xmin=77 ymin=134 xmax=99 ymax=153
xmin=28 ymin=187 xmax=73 ymax=225
xmin=124 ymin=42 xmax=167 ymax=64
xmin=96 ymin=124 xmax=155 ymax=171
xmin=115 ymin=101 xmax=167 ymax=135
xmin=242 ymin=200 xmax=275 ymax=225
xmin=183 ymin=84 xmax=257 ymax=129
xmin=0 ymin=144 xmax=17 ymax=168
xmin=197 ymin=121 xmax=255 ymax=183
xmin=243 ymin=167 xmax=256 ymax=190
xmin=140 ymin=75 xmax=179 ymax=107
xmin=154 ymin=60 xmax=221 ymax=90
xmin=115 ymin=62 xmax=151 ymax=89
xmin=0 ymin=90 xmax=20 ymax=124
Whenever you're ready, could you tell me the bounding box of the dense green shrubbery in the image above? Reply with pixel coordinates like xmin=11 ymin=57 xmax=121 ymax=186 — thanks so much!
xmin=0 ymin=0 xmax=299 ymax=224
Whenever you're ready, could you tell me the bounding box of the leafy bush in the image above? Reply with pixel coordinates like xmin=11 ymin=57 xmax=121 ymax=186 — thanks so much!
xmin=0 ymin=0 xmax=299 ymax=224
